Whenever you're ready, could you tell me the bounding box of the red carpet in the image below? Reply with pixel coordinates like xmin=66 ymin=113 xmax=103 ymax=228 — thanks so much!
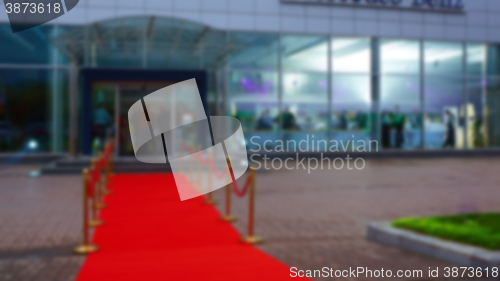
xmin=76 ymin=173 xmax=299 ymax=280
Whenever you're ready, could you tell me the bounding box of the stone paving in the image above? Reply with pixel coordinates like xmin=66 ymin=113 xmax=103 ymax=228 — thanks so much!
xmin=212 ymin=158 xmax=500 ymax=280
xmin=0 ymin=165 xmax=84 ymax=281
xmin=1 ymin=158 xmax=500 ymax=281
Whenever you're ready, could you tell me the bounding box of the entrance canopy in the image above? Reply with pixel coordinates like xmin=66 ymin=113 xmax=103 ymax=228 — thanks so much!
xmin=53 ymin=16 xmax=247 ymax=69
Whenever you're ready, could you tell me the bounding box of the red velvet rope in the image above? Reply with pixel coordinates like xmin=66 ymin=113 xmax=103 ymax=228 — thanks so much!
xmin=230 ymin=174 xmax=252 ymax=197
xmin=179 ymin=141 xmax=252 ymax=196
xmin=197 ymin=153 xmax=210 ymax=165
xmin=87 ymin=141 xmax=115 ymax=198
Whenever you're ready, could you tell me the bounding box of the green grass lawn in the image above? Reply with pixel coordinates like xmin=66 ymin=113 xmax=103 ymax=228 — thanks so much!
xmin=392 ymin=213 xmax=500 ymax=250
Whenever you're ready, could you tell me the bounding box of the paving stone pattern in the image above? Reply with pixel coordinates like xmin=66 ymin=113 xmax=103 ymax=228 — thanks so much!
xmin=213 ymin=158 xmax=500 ymax=280
xmin=2 ymin=158 xmax=500 ymax=281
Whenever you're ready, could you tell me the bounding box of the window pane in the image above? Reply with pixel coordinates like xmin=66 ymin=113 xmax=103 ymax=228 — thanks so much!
xmin=282 ymin=35 xmax=329 ymax=150
xmin=467 ymin=44 xmax=486 ymax=76
xmin=381 ymin=40 xmax=420 ymax=74
xmin=332 ymin=38 xmax=370 ymax=74
xmin=0 ymin=69 xmax=51 ymax=151
xmin=54 ymin=69 xmax=70 ymax=152
xmin=380 ymin=75 xmax=422 ymax=149
xmin=332 ymin=74 xmax=372 ymax=150
xmin=229 ymin=33 xmax=279 ymax=71
xmin=486 ymin=45 xmax=500 ymax=76
xmin=466 ymin=78 xmax=486 ymax=148
xmin=425 ymin=41 xmax=463 ymax=75
xmin=282 ymin=35 xmax=328 ymax=72
xmin=424 ymin=76 xmax=465 ymax=149
xmin=485 ymin=78 xmax=500 ymax=147
xmin=0 ymin=24 xmax=62 ymax=65
xmin=227 ymin=33 xmax=280 ymax=151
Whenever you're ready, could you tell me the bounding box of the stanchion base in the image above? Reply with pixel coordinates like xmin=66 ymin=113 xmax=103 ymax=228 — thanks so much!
xmin=74 ymin=244 xmax=98 ymax=254
xmin=220 ymin=215 xmax=238 ymax=222
xmin=204 ymin=199 xmax=217 ymax=206
xmin=89 ymin=220 xmax=104 ymax=227
xmin=97 ymin=203 xmax=108 ymax=209
xmin=242 ymin=236 xmax=263 ymax=245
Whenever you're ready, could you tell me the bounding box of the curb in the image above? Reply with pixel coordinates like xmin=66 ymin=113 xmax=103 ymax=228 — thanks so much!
xmin=367 ymin=222 xmax=500 ymax=267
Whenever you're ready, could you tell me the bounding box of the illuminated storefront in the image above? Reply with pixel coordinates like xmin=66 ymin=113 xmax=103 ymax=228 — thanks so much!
xmin=0 ymin=0 xmax=499 ymax=154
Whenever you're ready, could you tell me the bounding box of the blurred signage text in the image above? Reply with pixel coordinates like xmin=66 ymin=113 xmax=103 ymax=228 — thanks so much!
xmin=281 ymin=0 xmax=465 ymax=14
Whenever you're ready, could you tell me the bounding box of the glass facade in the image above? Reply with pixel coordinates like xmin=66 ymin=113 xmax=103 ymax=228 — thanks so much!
xmin=0 ymin=24 xmax=70 ymax=152
xmin=226 ymin=34 xmax=500 ymax=151
xmin=1 ymin=18 xmax=500 ymax=153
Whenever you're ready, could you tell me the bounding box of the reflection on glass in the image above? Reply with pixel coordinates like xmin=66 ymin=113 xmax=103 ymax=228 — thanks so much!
xmin=466 ymin=78 xmax=486 ymax=148
xmin=332 ymin=74 xmax=372 ymax=150
xmin=0 ymin=25 xmax=63 ymax=65
xmin=425 ymin=41 xmax=463 ymax=75
xmin=485 ymin=78 xmax=500 ymax=147
xmin=229 ymin=71 xmax=277 ymax=96
xmin=380 ymin=76 xmax=422 ymax=149
xmin=281 ymin=35 xmax=329 ymax=151
xmin=0 ymin=69 xmax=51 ymax=152
xmin=54 ymin=70 xmax=70 ymax=152
xmin=467 ymin=44 xmax=486 ymax=76
xmin=282 ymin=36 xmax=328 ymax=72
xmin=91 ymin=84 xmax=115 ymax=155
xmin=381 ymin=40 xmax=420 ymax=74
xmin=332 ymin=38 xmax=371 ymax=73
xmin=424 ymin=76 xmax=465 ymax=149
xmin=227 ymin=32 xmax=280 ymax=151
xmin=487 ymin=45 xmax=500 ymax=76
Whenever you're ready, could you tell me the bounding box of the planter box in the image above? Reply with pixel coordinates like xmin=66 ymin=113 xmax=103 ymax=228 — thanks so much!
xmin=367 ymin=222 xmax=500 ymax=267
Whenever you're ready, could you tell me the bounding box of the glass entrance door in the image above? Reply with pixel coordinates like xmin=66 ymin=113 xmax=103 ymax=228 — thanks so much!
xmin=116 ymin=83 xmax=172 ymax=157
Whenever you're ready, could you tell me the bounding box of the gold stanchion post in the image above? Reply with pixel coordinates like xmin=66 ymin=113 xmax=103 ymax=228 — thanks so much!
xmin=74 ymin=169 xmax=99 ymax=254
xmin=102 ymin=145 xmax=113 ymax=195
xmin=89 ymin=158 xmax=104 ymax=227
xmin=98 ymin=151 xmax=110 ymax=196
xmin=242 ymin=167 xmax=262 ymax=244
xmin=95 ymin=154 xmax=108 ymax=209
xmin=105 ymin=140 xmax=115 ymax=187
xmin=220 ymin=158 xmax=237 ymax=222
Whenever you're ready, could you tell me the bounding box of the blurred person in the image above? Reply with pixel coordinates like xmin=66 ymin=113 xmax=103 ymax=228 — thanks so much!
xmin=443 ymin=109 xmax=456 ymax=148
xmin=473 ymin=117 xmax=484 ymax=147
xmin=331 ymin=111 xmax=340 ymax=129
xmin=255 ymin=109 xmax=273 ymax=131
xmin=393 ymin=106 xmax=406 ymax=149
xmin=406 ymin=109 xmax=422 ymax=148
xmin=347 ymin=111 xmax=357 ymax=130
xmin=275 ymin=107 xmax=299 ymax=145
xmin=274 ymin=107 xmax=298 ymax=131
xmin=381 ymin=110 xmax=392 ymax=149
xmin=339 ymin=110 xmax=348 ymax=130
xmin=93 ymin=103 xmax=112 ymax=145
xmin=355 ymin=109 xmax=368 ymax=130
